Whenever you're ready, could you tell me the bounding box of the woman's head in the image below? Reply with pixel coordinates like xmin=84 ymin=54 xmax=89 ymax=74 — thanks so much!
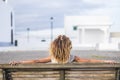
xmin=49 ymin=35 xmax=72 ymax=64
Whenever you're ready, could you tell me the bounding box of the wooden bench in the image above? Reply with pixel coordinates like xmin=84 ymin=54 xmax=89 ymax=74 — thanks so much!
xmin=0 ymin=63 xmax=120 ymax=80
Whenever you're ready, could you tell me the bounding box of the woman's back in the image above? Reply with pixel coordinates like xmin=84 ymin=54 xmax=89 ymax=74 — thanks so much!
xmin=49 ymin=35 xmax=72 ymax=64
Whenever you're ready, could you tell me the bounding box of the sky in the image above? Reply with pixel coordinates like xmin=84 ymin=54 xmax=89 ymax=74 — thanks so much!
xmin=8 ymin=0 xmax=120 ymax=32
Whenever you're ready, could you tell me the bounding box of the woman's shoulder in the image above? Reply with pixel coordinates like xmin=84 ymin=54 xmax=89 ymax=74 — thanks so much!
xmin=68 ymin=55 xmax=75 ymax=62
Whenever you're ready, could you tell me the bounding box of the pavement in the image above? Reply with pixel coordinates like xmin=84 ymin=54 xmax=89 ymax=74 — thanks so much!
xmin=0 ymin=49 xmax=120 ymax=64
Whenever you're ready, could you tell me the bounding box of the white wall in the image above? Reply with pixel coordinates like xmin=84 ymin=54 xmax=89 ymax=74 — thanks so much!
xmin=0 ymin=1 xmax=14 ymax=43
xmin=64 ymin=16 xmax=111 ymax=44
xmin=84 ymin=29 xmax=104 ymax=44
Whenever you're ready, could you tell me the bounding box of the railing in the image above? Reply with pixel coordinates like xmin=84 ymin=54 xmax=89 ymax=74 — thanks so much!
xmin=0 ymin=63 xmax=120 ymax=80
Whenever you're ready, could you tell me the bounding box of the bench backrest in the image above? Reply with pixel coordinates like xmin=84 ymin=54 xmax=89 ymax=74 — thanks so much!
xmin=0 ymin=63 xmax=120 ymax=80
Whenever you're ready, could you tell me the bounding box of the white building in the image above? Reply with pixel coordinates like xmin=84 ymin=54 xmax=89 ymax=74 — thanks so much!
xmin=0 ymin=0 xmax=15 ymax=46
xmin=64 ymin=16 xmax=119 ymax=50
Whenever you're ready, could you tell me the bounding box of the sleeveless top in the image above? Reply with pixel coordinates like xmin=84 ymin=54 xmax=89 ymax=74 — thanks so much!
xmin=51 ymin=55 xmax=75 ymax=63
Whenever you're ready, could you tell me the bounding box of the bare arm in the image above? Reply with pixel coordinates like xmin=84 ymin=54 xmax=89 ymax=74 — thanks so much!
xmin=10 ymin=56 xmax=51 ymax=65
xmin=74 ymin=56 xmax=116 ymax=63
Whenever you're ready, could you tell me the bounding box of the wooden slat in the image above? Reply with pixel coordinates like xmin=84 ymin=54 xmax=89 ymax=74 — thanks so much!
xmin=1 ymin=63 xmax=120 ymax=69
xmin=12 ymin=78 xmax=59 ymax=80
xmin=66 ymin=70 xmax=115 ymax=74
xmin=11 ymin=71 xmax=59 ymax=75
xmin=65 ymin=77 xmax=115 ymax=80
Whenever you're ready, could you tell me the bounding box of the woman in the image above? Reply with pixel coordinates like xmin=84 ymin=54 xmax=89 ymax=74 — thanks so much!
xmin=10 ymin=35 xmax=116 ymax=65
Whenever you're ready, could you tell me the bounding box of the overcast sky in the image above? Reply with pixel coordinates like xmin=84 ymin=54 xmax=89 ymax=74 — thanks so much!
xmin=8 ymin=0 xmax=120 ymax=32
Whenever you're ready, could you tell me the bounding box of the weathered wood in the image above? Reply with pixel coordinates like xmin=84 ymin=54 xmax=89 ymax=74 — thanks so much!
xmin=0 ymin=63 xmax=120 ymax=80
xmin=0 ymin=63 xmax=120 ymax=69
xmin=116 ymin=69 xmax=120 ymax=80
xmin=60 ymin=70 xmax=65 ymax=80
xmin=11 ymin=71 xmax=60 ymax=78
xmin=65 ymin=70 xmax=116 ymax=80
xmin=12 ymin=78 xmax=59 ymax=80
xmin=0 ymin=69 xmax=3 ymax=80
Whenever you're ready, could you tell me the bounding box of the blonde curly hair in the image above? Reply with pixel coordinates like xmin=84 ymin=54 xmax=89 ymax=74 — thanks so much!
xmin=49 ymin=35 xmax=72 ymax=64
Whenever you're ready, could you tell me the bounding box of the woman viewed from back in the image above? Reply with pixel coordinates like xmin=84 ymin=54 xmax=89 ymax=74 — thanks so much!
xmin=10 ymin=35 xmax=116 ymax=65
xmin=50 ymin=35 xmax=74 ymax=64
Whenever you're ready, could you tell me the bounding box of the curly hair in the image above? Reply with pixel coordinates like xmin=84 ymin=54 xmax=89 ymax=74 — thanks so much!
xmin=49 ymin=35 xmax=72 ymax=64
